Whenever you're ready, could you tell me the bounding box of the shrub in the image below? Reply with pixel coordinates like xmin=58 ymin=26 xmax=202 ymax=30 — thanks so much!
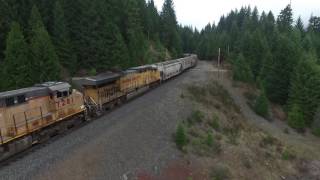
xmin=193 ymin=110 xmax=204 ymax=123
xmin=210 ymin=165 xmax=230 ymax=180
xmin=260 ymin=135 xmax=277 ymax=147
xmin=282 ymin=148 xmax=296 ymax=160
xmin=175 ymin=124 xmax=187 ymax=150
xmin=206 ymin=132 xmax=214 ymax=147
xmin=209 ymin=115 xmax=220 ymax=131
xmin=288 ymin=104 xmax=306 ymax=132
xmin=89 ymin=68 xmax=97 ymax=76
xmin=254 ymin=89 xmax=269 ymax=118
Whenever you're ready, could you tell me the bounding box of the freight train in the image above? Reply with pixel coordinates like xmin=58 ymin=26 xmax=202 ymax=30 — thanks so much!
xmin=0 ymin=55 xmax=197 ymax=162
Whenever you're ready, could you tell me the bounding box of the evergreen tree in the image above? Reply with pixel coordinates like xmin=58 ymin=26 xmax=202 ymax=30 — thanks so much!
xmin=308 ymin=16 xmax=320 ymax=33
xmin=295 ymin=16 xmax=305 ymax=35
xmin=28 ymin=5 xmax=45 ymax=39
xmin=254 ymin=87 xmax=269 ymax=117
xmin=2 ymin=22 xmax=31 ymax=90
xmin=288 ymin=104 xmax=306 ymax=132
xmin=288 ymin=55 xmax=320 ymax=125
xmin=277 ymin=4 xmax=293 ymax=33
xmin=175 ymin=123 xmax=187 ymax=150
xmin=160 ymin=0 xmax=182 ymax=57
xmin=232 ymin=53 xmax=254 ymax=83
xmin=146 ymin=0 xmax=161 ymax=40
xmin=264 ymin=34 xmax=301 ymax=104
xmin=30 ymin=26 xmax=61 ymax=82
xmin=53 ymin=0 xmax=77 ymax=74
xmin=125 ymin=0 xmax=148 ymax=66
xmin=102 ymin=20 xmax=129 ymax=69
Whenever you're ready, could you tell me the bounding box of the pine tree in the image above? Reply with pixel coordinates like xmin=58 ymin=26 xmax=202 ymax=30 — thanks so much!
xmin=53 ymin=0 xmax=77 ymax=74
xmin=28 ymin=5 xmax=45 ymax=40
xmin=264 ymin=34 xmax=301 ymax=104
xmin=125 ymin=0 xmax=148 ymax=66
xmin=254 ymin=86 xmax=269 ymax=117
xmin=295 ymin=16 xmax=305 ymax=35
xmin=175 ymin=123 xmax=187 ymax=150
xmin=28 ymin=4 xmax=60 ymax=83
xmin=308 ymin=16 xmax=320 ymax=33
xmin=288 ymin=55 xmax=320 ymax=125
xmin=160 ymin=0 xmax=182 ymax=58
xmin=288 ymin=104 xmax=306 ymax=132
xmin=277 ymin=4 xmax=293 ymax=33
xmin=233 ymin=53 xmax=254 ymax=83
xmin=102 ymin=20 xmax=129 ymax=69
xmin=2 ymin=22 xmax=31 ymax=90
xmin=146 ymin=0 xmax=161 ymax=40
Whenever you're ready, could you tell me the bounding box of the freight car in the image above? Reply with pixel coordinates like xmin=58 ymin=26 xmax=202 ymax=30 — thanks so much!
xmin=0 ymin=82 xmax=85 ymax=161
xmin=0 ymin=55 xmax=198 ymax=162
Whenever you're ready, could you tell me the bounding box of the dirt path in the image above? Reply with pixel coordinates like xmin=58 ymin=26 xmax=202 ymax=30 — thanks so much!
xmin=209 ymin=63 xmax=320 ymax=158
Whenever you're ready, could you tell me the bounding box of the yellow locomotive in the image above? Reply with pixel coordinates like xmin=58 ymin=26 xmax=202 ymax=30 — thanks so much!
xmin=73 ymin=65 xmax=160 ymax=115
xmin=0 ymin=82 xmax=85 ymax=161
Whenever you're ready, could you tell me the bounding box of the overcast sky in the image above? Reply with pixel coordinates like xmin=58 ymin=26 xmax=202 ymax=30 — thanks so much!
xmin=153 ymin=0 xmax=320 ymax=29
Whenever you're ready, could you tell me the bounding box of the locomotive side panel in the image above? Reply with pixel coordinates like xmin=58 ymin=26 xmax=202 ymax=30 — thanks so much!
xmin=2 ymin=96 xmax=51 ymax=138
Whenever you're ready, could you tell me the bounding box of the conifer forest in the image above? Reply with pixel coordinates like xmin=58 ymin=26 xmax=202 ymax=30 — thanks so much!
xmin=1 ymin=1 xmax=320 ymax=134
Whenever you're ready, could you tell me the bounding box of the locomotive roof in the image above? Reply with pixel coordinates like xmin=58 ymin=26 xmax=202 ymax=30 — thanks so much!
xmin=72 ymin=72 xmax=121 ymax=86
xmin=0 ymin=82 xmax=72 ymax=100
xmin=128 ymin=65 xmax=157 ymax=72
xmin=0 ymin=86 xmax=48 ymax=99
xmin=35 ymin=82 xmax=71 ymax=92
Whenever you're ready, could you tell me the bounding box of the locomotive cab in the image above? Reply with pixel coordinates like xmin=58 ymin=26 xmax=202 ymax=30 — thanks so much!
xmin=35 ymin=82 xmax=85 ymax=121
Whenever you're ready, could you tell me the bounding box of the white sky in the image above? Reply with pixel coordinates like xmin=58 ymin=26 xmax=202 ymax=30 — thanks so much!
xmin=153 ymin=0 xmax=320 ymax=29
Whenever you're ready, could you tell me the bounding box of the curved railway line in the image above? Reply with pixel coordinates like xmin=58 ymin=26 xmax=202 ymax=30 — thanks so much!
xmin=0 ymin=55 xmax=198 ymax=164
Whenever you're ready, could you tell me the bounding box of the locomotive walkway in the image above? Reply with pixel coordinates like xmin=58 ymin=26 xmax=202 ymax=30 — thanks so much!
xmin=0 ymin=61 xmax=212 ymax=180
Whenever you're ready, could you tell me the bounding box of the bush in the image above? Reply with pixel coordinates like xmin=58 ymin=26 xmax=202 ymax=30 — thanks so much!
xmin=89 ymin=68 xmax=97 ymax=76
xmin=209 ymin=115 xmax=220 ymax=131
xmin=282 ymin=148 xmax=296 ymax=160
xmin=288 ymin=104 xmax=306 ymax=132
xmin=254 ymin=89 xmax=269 ymax=118
xmin=260 ymin=135 xmax=277 ymax=147
xmin=210 ymin=165 xmax=230 ymax=180
xmin=206 ymin=132 xmax=214 ymax=147
xmin=175 ymin=124 xmax=187 ymax=150
xmin=187 ymin=110 xmax=204 ymax=125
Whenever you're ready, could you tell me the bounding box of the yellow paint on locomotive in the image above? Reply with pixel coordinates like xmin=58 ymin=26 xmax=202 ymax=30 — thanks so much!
xmin=0 ymin=89 xmax=84 ymax=144
xmin=83 ymin=82 xmax=124 ymax=107
xmin=119 ymin=69 xmax=160 ymax=93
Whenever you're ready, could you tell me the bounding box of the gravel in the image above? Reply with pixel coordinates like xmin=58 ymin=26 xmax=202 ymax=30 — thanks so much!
xmin=0 ymin=61 xmax=210 ymax=180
